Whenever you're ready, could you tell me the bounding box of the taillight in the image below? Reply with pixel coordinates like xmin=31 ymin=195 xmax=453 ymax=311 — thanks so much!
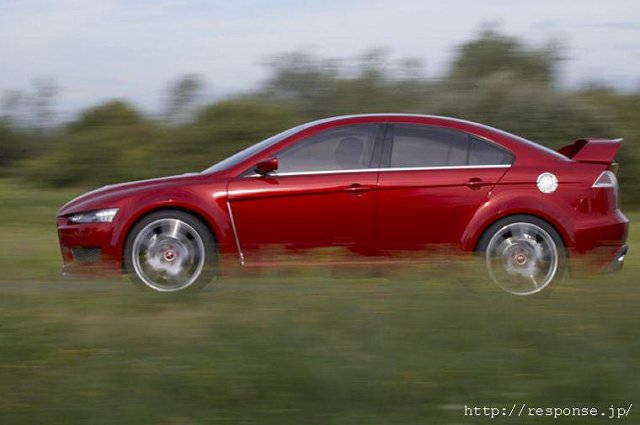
xmin=593 ymin=170 xmax=619 ymax=208
xmin=592 ymin=170 xmax=618 ymax=188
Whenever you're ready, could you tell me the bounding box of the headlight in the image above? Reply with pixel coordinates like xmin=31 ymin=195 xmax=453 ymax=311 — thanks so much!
xmin=68 ymin=208 xmax=119 ymax=223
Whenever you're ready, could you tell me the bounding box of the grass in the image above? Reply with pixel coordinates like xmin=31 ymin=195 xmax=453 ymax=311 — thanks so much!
xmin=0 ymin=179 xmax=84 ymax=281
xmin=0 ymin=178 xmax=639 ymax=424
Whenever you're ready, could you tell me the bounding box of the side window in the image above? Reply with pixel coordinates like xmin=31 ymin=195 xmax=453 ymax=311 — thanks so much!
xmin=390 ymin=125 xmax=468 ymax=168
xmin=469 ymin=137 xmax=514 ymax=165
xmin=389 ymin=124 xmax=514 ymax=168
xmin=277 ymin=124 xmax=379 ymax=173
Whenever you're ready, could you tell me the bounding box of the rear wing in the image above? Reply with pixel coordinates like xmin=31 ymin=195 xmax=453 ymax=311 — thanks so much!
xmin=557 ymin=138 xmax=623 ymax=164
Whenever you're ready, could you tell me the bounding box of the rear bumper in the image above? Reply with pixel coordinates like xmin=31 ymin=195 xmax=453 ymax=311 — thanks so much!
xmin=603 ymin=244 xmax=628 ymax=274
xmin=570 ymin=211 xmax=629 ymax=275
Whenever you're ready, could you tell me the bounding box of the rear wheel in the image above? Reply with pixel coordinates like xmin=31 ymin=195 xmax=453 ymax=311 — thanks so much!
xmin=477 ymin=215 xmax=565 ymax=295
xmin=124 ymin=210 xmax=217 ymax=292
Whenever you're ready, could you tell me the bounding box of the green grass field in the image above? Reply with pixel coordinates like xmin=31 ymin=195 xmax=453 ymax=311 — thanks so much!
xmin=1 ymin=179 xmax=638 ymax=424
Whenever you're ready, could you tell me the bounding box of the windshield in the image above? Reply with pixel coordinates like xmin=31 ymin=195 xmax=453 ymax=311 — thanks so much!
xmin=202 ymin=125 xmax=304 ymax=173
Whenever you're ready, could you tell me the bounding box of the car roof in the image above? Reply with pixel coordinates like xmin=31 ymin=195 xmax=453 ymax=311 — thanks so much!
xmin=306 ymin=113 xmax=568 ymax=161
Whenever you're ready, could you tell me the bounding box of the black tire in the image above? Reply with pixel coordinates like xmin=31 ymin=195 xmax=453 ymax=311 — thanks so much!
xmin=123 ymin=210 xmax=217 ymax=292
xmin=476 ymin=215 xmax=566 ymax=295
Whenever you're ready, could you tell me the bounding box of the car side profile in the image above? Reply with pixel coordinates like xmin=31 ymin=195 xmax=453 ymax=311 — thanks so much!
xmin=56 ymin=114 xmax=629 ymax=295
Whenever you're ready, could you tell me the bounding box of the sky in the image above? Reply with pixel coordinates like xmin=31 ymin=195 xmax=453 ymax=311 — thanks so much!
xmin=1 ymin=0 xmax=639 ymax=118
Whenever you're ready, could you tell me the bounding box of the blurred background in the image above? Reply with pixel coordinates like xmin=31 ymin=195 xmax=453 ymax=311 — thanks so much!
xmin=1 ymin=1 xmax=640 ymax=201
xmin=1 ymin=1 xmax=639 ymax=424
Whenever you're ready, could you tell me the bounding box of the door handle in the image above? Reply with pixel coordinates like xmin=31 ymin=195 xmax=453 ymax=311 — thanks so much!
xmin=345 ymin=183 xmax=370 ymax=196
xmin=464 ymin=177 xmax=490 ymax=190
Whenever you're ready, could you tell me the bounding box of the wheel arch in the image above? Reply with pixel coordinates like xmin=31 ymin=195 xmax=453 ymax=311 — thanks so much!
xmin=462 ymin=198 xmax=575 ymax=253
xmin=117 ymin=205 xmax=223 ymax=272
xmin=471 ymin=212 xmax=569 ymax=252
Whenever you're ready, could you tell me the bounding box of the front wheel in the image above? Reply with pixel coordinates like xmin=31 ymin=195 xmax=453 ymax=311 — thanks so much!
xmin=477 ymin=215 xmax=566 ymax=296
xmin=123 ymin=210 xmax=217 ymax=292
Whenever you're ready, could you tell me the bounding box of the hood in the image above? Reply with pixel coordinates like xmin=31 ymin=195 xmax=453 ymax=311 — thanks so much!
xmin=57 ymin=172 xmax=205 ymax=216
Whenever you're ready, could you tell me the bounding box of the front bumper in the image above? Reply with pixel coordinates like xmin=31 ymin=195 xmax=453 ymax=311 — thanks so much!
xmin=57 ymin=217 xmax=120 ymax=278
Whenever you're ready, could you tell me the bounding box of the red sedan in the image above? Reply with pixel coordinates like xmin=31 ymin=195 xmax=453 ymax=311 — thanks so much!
xmin=56 ymin=114 xmax=629 ymax=295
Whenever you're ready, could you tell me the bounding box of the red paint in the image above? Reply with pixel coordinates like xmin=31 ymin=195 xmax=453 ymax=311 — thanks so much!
xmin=56 ymin=114 xmax=629 ymax=278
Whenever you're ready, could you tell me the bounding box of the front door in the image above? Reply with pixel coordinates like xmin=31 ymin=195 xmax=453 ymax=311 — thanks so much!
xmin=228 ymin=123 xmax=384 ymax=264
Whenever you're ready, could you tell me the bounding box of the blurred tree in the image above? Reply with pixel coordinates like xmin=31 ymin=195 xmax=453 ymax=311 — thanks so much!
xmin=426 ymin=75 xmax=615 ymax=147
xmin=423 ymin=29 xmax=613 ymax=148
xmin=66 ymin=100 xmax=144 ymax=132
xmin=165 ymin=74 xmax=205 ymax=123
xmin=0 ymin=121 xmax=19 ymax=170
xmin=0 ymin=118 xmax=43 ymax=174
xmin=263 ymin=49 xmax=430 ymax=119
xmin=23 ymin=100 xmax=162 ymax=186
xmin=1 ymin=90 xmax=28 ymax=128
xmin=263 ymin=51 xmax=341 ymax=118
xmin=448 ymin=29 xmax=559 ymax=85
xmin=31 ymin=77 xmax=59 ymax=133
xmin=164 ymin=98 xmax=301 ymax=172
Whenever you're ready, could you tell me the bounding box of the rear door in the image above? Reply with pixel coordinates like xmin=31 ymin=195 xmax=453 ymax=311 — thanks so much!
xmin=376 ymin=123 xmax=513 ymax=252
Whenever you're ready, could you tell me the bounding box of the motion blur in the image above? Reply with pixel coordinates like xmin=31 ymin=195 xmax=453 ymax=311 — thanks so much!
xmin=1 ymin=28 xmax=639 ymax=424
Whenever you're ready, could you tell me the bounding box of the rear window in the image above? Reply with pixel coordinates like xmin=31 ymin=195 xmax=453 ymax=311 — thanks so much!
xmin=390 ymin=124 xmax=513 ymax=168
xmin=469 ymin=137 xmax=514 ymax=166
xmin=390 ymin=125 xmax=468 ymax=168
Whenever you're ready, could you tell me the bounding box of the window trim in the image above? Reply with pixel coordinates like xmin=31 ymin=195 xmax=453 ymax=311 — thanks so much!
xmin=243 ymin=164 xmax=511 ymax=178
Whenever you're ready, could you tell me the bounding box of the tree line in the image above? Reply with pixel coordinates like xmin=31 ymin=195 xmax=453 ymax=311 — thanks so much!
xmin=1 ymin=30 xmax=639 ymax=205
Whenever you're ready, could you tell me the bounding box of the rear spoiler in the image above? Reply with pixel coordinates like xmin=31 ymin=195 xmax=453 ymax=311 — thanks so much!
xmin=557 ymin=138 xmax=623 ymax=164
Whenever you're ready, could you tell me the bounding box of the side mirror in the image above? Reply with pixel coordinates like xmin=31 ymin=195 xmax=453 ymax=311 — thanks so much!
xmin=255 ymin=158 xmax=278 ymax=175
